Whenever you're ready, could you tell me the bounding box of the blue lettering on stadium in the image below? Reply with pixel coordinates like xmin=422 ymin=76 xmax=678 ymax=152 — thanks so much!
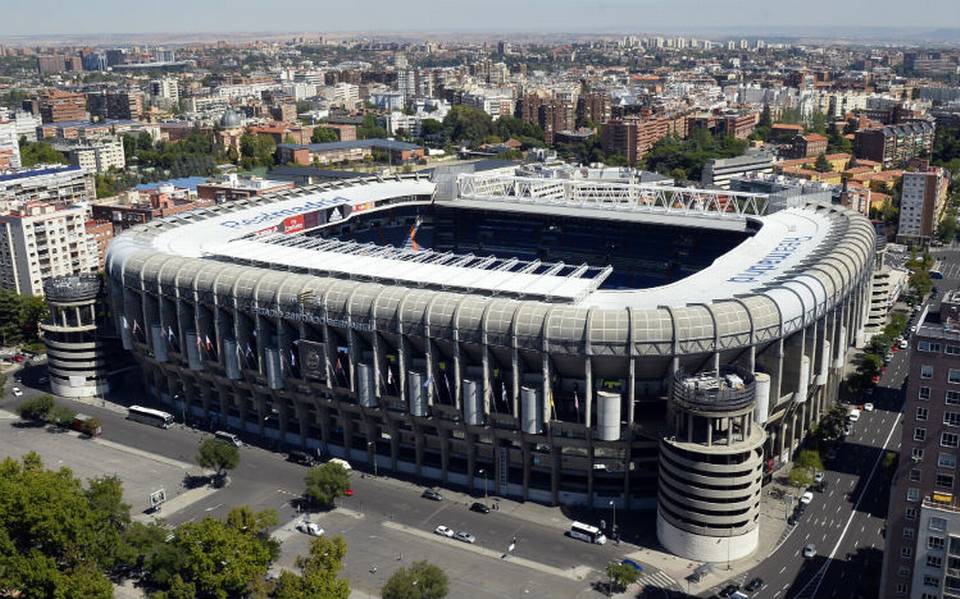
xmin=220 ymin=196 xmax=350 ymax=229
xmin=727 ymin=236 xmax=813 ymax=283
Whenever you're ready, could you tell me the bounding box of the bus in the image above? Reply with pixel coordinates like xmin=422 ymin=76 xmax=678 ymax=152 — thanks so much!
xmin=127 ymin=405 xmax=174 ymax=429
xmin=568 ymin=521 xmax=607 ymax=545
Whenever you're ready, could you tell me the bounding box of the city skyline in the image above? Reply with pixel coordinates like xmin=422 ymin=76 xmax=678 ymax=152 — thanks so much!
xmin=1 ymin=0 xmax=960 ymax=38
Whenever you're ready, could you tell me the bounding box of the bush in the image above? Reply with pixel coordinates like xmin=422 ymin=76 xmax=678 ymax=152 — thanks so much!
xmin=304 ymin=462 xmax=351 ymax=509
xmin=16 ymin=394 xmax=54 ymax=421
xmin=78 ymin=417 xmax=101 ymax=436
xmin=47 ymin=404 xmax=76 ymax=427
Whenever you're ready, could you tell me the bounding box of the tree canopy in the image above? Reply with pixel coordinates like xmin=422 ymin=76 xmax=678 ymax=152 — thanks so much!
xmin=267 ymin=536 xmax=350 ymax=599
xmin=441 ymin=105 xmax=495 ymax=147
xmin=303 ymin=462 xmax=351 ymax=509
xmin=644 ymin=130 xmax=748 ymax=181
xmin=196 ymin=437 xmax=240 ymax=479
xmin=381 ymin=560 xmax=449 ymax=599
xmin=310 ymin=127 xmax=339 ymax=144
xmin=18 ymin=139 xmax=67 ymax=168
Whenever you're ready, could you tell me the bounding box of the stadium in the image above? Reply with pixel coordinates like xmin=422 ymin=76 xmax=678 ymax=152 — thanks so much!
xmin=105 ymin=166 xmax=875 ymax=561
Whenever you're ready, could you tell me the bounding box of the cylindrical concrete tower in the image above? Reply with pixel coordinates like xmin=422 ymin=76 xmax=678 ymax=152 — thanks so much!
xmin=657 ymin=367 xmax=766 ymax=563
xmin=41 ymin=275 xmax=111 ymax=398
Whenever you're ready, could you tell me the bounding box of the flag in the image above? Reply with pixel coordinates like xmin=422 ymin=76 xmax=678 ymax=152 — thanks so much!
xmin=574 ymin=390 xmax=580 ymax=414
xmin=132 ymin=319 xmax=141 ymax=334
xmin=244 ymin=342 xmax=253 ymax=358
xmin=387 ymin=366 xmax=394 ymax=386
xmin=204 ymin=334 xmax=214 ymax=352
xmin=335 ymin=355 xmax=343 ymax=372
xmin=121 ymin=316 xmax=129 ymax=330
xmin=289 ymin=349 xmax=296 ymax=367
xmin=501 ymin=381 xmax=507 ymax=401
xmin=423 ymin=375 xmax=434 ymax=389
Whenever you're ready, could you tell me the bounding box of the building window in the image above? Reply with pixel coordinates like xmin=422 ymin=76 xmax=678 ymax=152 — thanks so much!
xmin=931 ymin=517 xmax=949 ymax=532
xmin=937 ymin=474 xmax=955 ymax=489
xmin=947 ymin=390 xmax=960 ymax=405
xmin=916 ymin=428 xmax=928 ymax=442
xmin=905 ymin=527 xmax=916 ymax=540
xmin=943 ymin=432 xmax=960 ymax=448
xmin=947 ymin=345 xmax=960 ymax=356
xmin=907 ymin=507 xmax=919 ymax=520
xmin=918 ymin=407 xmax=929 ymax=421
xmin=951 ymin=369 xmax=960 ymax=384
xmin=903 ymin=546 xmax=915 ymax=558
xmin=914 ymin=447 xmax=926 ymax=461
xmin=923 ymin=575 xmax=940 ymax=588
xmin=946 ymin=412 xmax=960 ymax=427
xmin=939 ymin=453 xmax=957 ymax=469
xmin=928 ymin=555 xmax=945 ymax=570
xmin=930 ymin=535 xmax=946 ymax=550
xmin=951 ymin=537 xmax=960 ymax=556
xmin=922 ymin=365 xmax=934 ymax=379
xmin=920 ymin=341 xmax=943 ymax=353
xmin=911 ymin=468 xmax=923 ymax=482
xmin=896 ymin=583 xmax=907 ymax=594
xmin=909 ymin=488 xmax=921 ymax=501
xmin=899 ymin=566 xmax=912 ymax=578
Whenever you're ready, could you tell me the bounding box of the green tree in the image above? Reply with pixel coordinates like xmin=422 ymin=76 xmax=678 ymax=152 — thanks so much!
xmin=938 ymin=207 xmax=959 ymax=243
xmin=240 ymin=134 xmax=277 ymax=170
xmin=303 ymin=462 xmax=351 ymax=509
xmin=0 ymin=288 xmax=22 ymax=345
xmin=441 ymin=105 xmax=495 ymax=147
xmin=18 ymin=139 xmax=67 ymax=168
xmin=807 ymin=110 xmax=828 ymax=135
xmin=310 ymin=127 xmax=339 ymax=144
xmin=419 ymin=118 xmax=443 ymax=138
xmin=814 ymin=152 xmax=832 ymax=173
xmin=606 ymin=562 xmax=640 ymax=593
xmin=788 ymin=467 xmax=814 ymax=489
xmin=380 ymin=560 xmax=448 ymax=599
xmin=16 ymin=394 xmax=54 ymax=421
xmin=357 ymin=114 xmax=388 ymax=140
xmin=196 ymin=437 xmax=240 ymax=481
xmin=796 ymin=449 xmax=824 ymax=472
xmin=18 ymin=294 xmax=48 ymax=342
xmin=271 ymin=535 xmax=350 ymax=599
xmin=47 ymin=404 xmax=76 ymax=427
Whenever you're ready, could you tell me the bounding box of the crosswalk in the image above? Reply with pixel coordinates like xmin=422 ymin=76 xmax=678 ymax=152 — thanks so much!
xmin=635 ymin=570 xmax=682 ymax=592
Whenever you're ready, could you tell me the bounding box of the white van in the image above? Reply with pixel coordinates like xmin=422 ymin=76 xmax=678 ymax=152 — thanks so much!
xmin=214 ymin=431 xmax=242 ymax=447
xmin=327 ymin=457 xmax=352 ymax=471
xmin=848 ymin=408 xmax=861 ymax=423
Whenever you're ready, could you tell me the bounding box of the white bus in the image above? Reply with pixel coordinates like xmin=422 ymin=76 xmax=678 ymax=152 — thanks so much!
xmin=127 ymin=405 xmax=174 ymax=429
xmin=568 ymin=521 xmax=607 ymax=545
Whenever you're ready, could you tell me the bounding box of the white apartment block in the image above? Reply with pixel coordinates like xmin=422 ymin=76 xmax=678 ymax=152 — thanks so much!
xmin=0 ymin=119 xmax=21 ymax=170
xmin=149 ymin=78 xmax=180 ymax=103
xmin=60 ymin=137 xmax=125 ymax=175
xmin=899 ymin=168 xmax=950 ymax=243
xmin=0 ymin=202 xmax=98 ymax=296
xmin=6 ymin=109 xmax=40 ymax=142
xmin=332 ymin=83 xmax=360 ymax=109
xmin=0 ymin=165 xmax=94 ymax=210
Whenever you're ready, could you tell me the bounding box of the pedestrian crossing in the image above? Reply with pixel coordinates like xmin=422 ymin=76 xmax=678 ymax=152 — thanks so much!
xmin=635 ymin=570 xmax=682 ymax=592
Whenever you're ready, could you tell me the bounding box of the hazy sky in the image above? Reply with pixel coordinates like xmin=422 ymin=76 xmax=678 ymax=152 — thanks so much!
xmin=1 ymin=0 xmax=958 ymax=36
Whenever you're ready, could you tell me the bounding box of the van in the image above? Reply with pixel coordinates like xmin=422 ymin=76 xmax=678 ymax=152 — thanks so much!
xmin=214 ymin=431 xmax=242 ymax=447
xmin=327 ymin=457 xmax=352 ymax=471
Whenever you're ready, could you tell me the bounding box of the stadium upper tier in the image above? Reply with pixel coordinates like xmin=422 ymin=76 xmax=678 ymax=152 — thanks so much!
xmin=107 ymin=173 xmax=874 ymax=357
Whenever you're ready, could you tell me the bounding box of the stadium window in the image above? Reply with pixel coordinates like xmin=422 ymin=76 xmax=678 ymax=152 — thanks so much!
xmin=948 ymin=345 xmax=960 ymax=356
xmin=898 ymin=566 xmax=911 ymax=578
xmin=947 ymin=412 xmax=960 ymax=427
xmin=904 ymin=527 xmax=916 ymax=540
xmin=920 ymin=341 xmax=942 ymax=353
xmin=906 ymin=507 xmax=919 ymax=521
xmin=928 ymin=554 xmax=944 ymax=569
xmin=911 ymin=468 xmax=922 ymax=482
xmin=923 ymin=575 xmax=940 ymax=588
xmin=896 ymin=583 xmax=907 ymax=594
xmin=931 ymin=518 xmax=949 ymax=533
xmin=914 ymin=447 xmax=926 ymax=461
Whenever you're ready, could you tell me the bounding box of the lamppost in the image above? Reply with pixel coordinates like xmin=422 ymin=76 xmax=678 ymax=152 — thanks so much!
xmin=478 ymin=468 xmax=488 ymax=500
xmin=174 ymin=393 xmax=185 ymax=424
xmin=368 ymin=440 xmax=378 ymax=477
xmin=609 ymin=500 xmax=617 ymax=542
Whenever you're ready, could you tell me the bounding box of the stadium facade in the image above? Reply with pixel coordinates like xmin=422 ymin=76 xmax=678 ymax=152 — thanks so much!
xmin=106 ymin=169 xmax=875 ymax=562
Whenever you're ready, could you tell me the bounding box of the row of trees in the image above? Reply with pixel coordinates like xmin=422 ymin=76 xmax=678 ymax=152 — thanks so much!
xmin=644 ymin=129 xmax=748 ymax=181
xmin=0 ymin=288 xmax=48 ymax=349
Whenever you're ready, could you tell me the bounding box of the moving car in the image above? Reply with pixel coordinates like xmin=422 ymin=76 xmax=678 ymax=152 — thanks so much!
xmin=470 ymin=502 xmax=491 ymax=514
xmin=803 ymin=544 xmax=817 ymax=558
xmin=296 ymin=520 xmax=324 ymax=537
xmin=421 ymin=489 xmax=443 ymax=501
xmin=744 ymin=577 xmax=764 ymax=592
xmin=454 ymin=531 xmax=476 ymax=544
xmin=434 ymin=525 xmax=454 ymax=538
xmin=214 ymin=430 xmax=242 ymax=447
xmin=800 ymin=491 xmax=814 ymax=505
xmin=11 ymin=386 xmax=22 ymax=398
xmin=814 ymin=472 xmax=825 ymax=484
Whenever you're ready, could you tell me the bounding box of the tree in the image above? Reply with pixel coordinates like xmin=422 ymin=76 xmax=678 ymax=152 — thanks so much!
xmin=381 ymin=560 xmax=448 ymax=599
xmin=816 ymin=405 xmax=849 ymax=442
xmin=16 ymin=394 xmax=54 ymax=421
xmin=310 ymin=127 xmax=339 ymax=144
xmin=47 ymin=403 xmax=76 ymax=427
xmin=146 ymin=508 xmax=278 ymax=599
xmin=814 ymin=153 xmax=832 ymax=173
xmin=196 ymin=437 xmax=240 ymax=481
xmin=796 ymin=449 xmax=824 ymax=472
xmin=938 ymin=207 xmax=958 ymax=243
xmin=419 ymin=118 xmax=443 ymax=138
xmin=18 ymin=140 xmax=67 ymax=168
xmin=606 ymin=562 xmax=639 ymax=593
xmin=240 ymin=134 xmax=277 ymax=170
xmin=357 ymin=114 xmax=388 ymax=140
xmin=441 ymin=105 xmax=495 ymax=147
xmin=271 ymin=536 xmax=350 ymax=599
xmin=0 ymin=454 xmax=138 ymax=598
xmin=788 ymin=467 xmax=814 ymax=489
xmin=304 ymin=462 xmax=351 ymax=509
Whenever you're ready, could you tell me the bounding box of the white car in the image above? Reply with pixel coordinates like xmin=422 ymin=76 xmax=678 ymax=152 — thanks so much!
xmin=434 ymin=525 xmax=454 ymax=538
xmin=803 ymin=544 xmax=817 ymax=558
xmin=11 ymin=386 xmax=22 ymax=398
xmin=454 ymin=531 xmax=476 ymax=544
xmin=863 ymin=403 xmax=874 ymax=412
xmin=295 ymin=520 xmax=324 ymax=537
xmin=813 ymin=472 xmax=825 ymax=484
xmin=848 ymin=409 xmax=861 ymax=423
xmin=899 ymin=339 xmax=909 ymax=349
xmin=800 ymin=491 xmax=814 ymax=505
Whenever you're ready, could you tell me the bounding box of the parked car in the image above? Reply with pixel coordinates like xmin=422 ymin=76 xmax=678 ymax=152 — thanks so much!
xmin=11 ymin=386 xmax=22 ymax=398
xmin=434 ymin=525 xmax=454 ymax=538
xmin=454 ymin=531 xmax=476 ymax=544
xmin=803 ymin=544 xmax=817 ymax=558
xmin=848 ymin=408 xmax=861 ymax=422
xmin=787 ymin=514 xmax=799 ymax=526
xmin=421 ymin=489 xmax=443 ymax=501
xmin=800 ymin=491 xmax=814 ymax=505
xmin=718 ymin=583 xmax=740 ymax=597
xmin=864 ymin=403 xmax=874 ymax=412
xmin=296 ymin=520 xmax=324 ymax=537
xmin=814 ymin=472 xmax=825 ymax=484
xmin=287 ymin=451 xmax=317 ymax=466
xmin=470 ymin=502 xmax=491 ymax=514
xmin=745 ymin=577 xmax=764 ymax=592
xmin=899 ymin=339 xmax=909 ymax=349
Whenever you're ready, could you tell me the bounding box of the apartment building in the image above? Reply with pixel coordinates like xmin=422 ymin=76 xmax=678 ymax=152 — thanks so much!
xmin=0 ymin=165 xmax=95 ymax=209
xmin=898 ymin=167 xmax=951 ymax=244
xmin=149 ymin=78 xmax=180 ymax=103
xmin=86 ymin=89 xmax=144 ymax=121
xmin=882 ymin=292 xmax=960 ymax=599
xmin=0 ymin=202 xmax=98 ymax=296
xmin=0 ymin=119 xmax=20 ymax=170
xmin=52 ymin=137 xmax=126 ymax=175
xmin=196 ymin=174 xmax=293 ymax=204
xmin=601 ymin=116 xmax=672 ymax=166
xmin=855 ymin=121 xmax=937 ymax=168
xmin=37 ymin=90 xmax=88 ymax=124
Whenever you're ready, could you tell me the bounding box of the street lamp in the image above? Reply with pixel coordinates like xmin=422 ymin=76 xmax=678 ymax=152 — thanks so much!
xmin=367 ymin=440 xmax=378 ymax=477
xmin=174 ymin=393 xmax=185 ymax=424
xmin=478 ymin=468 xmax=488 ymax=500
xmin=609 ymin=500 xmax=617 ymax=542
